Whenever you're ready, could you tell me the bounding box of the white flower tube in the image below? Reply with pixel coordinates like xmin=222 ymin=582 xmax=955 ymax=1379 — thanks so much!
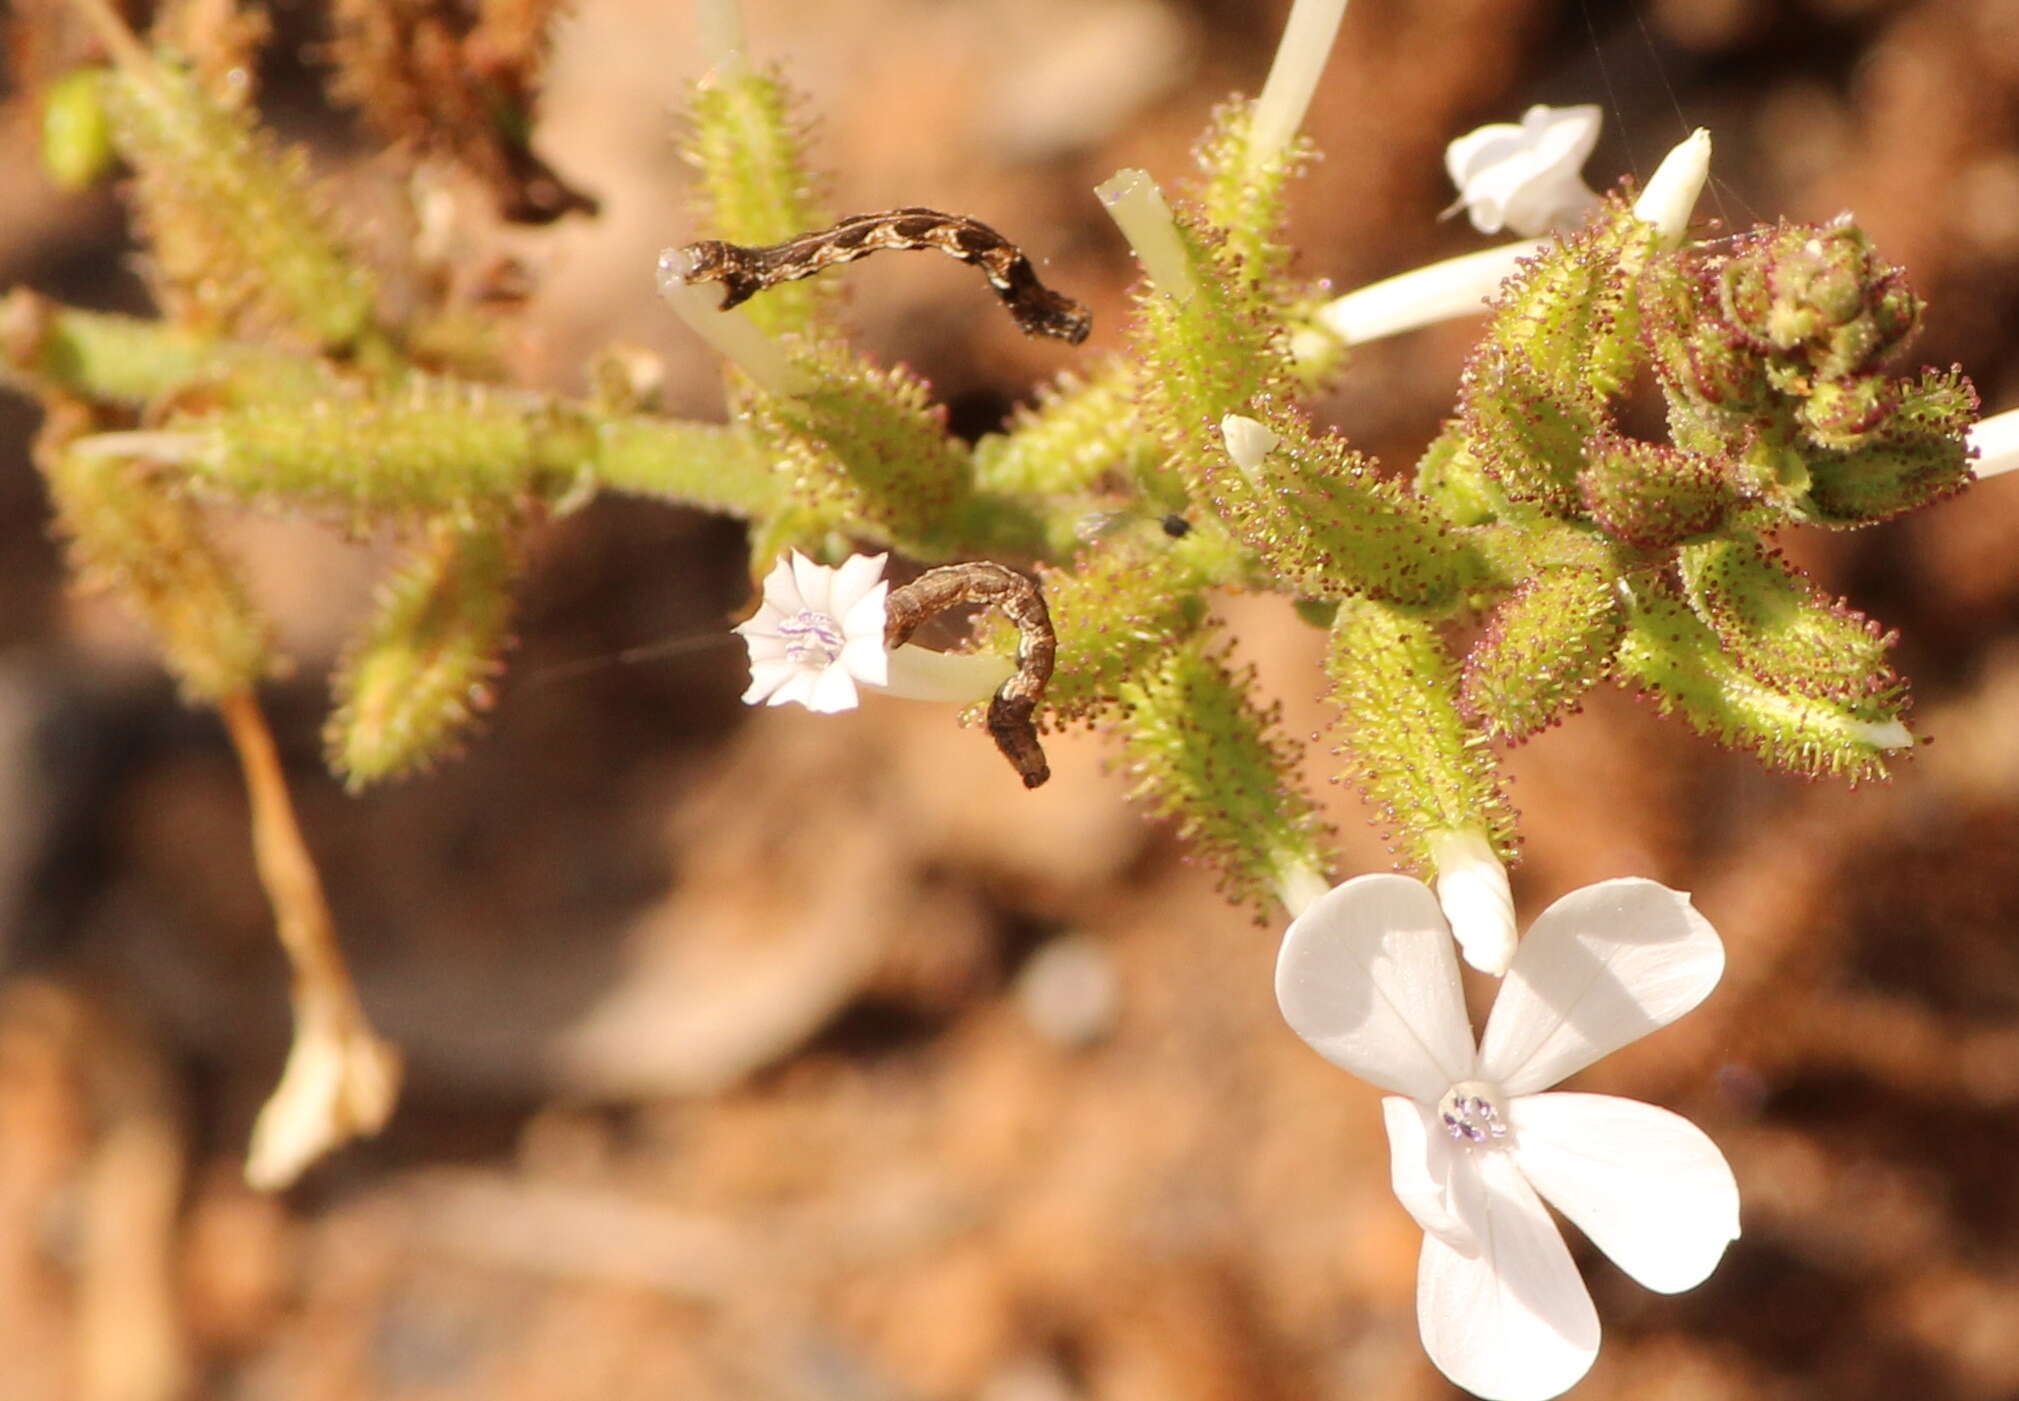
xmin=1247 ymin=0 xmax=1352 ymax=172
xmin=1426 ymin=828 xmax=1518 ymax=975
xmin=655 ymin=249 xmax=812 ymax=398
xmin=1277 ymin=875 xmax=1740 ymax=1401
xmin=1315 ymin=239 xmax=1545 ymax=346
xmin=1969 ymin=406 xmax=2019 ymax=480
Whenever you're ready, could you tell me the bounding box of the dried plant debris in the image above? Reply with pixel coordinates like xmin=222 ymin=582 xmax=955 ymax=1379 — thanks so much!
xmin=326 ymin=0 xmax=596 ymax=223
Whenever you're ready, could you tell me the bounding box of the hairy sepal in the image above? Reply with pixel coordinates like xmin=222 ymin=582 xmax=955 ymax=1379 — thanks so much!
xmin=1456 ymin=200 xmax=1654 ymax=513
xmin=171 ymin=377 xmax=593 ymax=522
xmin=1614 ymin=584 xmax=1907 ymax=780
xmin=1218 ymin=411 xmax=1473 ymax=606
xmin=101 ymin=55 xmax=379 ymax=354
xmin=1677 ymin=539 xmax=1902 ymax=716
xmin=1325 ymin=596 xmax=1515 ymax=873
xmin=1114 ymin=635 xmax=1330 ymax=913
xmin=745 ymin=344 xmax=974 ymax=557
xmin=41 ymin=429 xmax=273 ymax=702
xmin=1460 ymin=567 xmax=1623 ymax=740
xmin=327 ymin=518 xmax=518 ymax=788
xmin=1193 ymin=99 xmax=1308 ymax=293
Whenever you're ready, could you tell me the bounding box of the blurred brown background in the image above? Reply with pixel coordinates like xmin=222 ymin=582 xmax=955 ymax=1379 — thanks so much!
xmin=3 ymin=0 xmax=2019 ymax=1397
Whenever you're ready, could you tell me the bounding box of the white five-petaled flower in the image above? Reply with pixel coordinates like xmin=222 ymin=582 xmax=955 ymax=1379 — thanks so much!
xmin=1445 ymin=104 xmax=1604 ymax=237
xmin=736 ymin=551 xmax=891 ymax=713
xmin=1277 ymin=875 xmax=1740 ymax=1401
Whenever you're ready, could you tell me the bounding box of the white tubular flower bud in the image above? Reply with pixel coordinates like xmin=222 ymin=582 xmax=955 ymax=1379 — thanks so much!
xmin=1095 ymin=169 xmax=1198 ymax=302
xmin=1426 ymin=828 xmax=1518 ymax=975
xmin=1220 ymin=413 xmax=1282 ymax=487
xmin=1634 ymin=128 xmax=1713 ymax=250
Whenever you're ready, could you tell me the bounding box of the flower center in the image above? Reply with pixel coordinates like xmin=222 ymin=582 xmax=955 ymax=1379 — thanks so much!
xmin=777 ymin=609 xmax=846 ymax=666
xmin=1437 ymin=1080 xmax=1511 ymax=1147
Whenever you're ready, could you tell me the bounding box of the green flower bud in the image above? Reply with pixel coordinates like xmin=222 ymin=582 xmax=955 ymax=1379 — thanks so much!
xmin=1579 ymin=430 xmax=1736 ymax=546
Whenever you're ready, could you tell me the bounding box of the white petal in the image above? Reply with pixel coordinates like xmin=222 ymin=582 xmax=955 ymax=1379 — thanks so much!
xmin=760 ymin=556 xmax=809 ymax=614
xmin=841 ymin=579 xmax=891 ymax=645
xmin=828 ymin=553 xmax=890 ymax=623
xmin=789 ymin=551 xmax=834 ymax=615
xmin=1275 ymin=875 xmax=1477 ymax=1103
xmin=805 ymin=664 xmax=860 ymax=714
xmin=739 ymin=658 xmax=799 ymax=704
xmin=1509 ymin=1092 xmax=1740 ymax=1294
xmin=766 ymin=669 xmax=821 ymax=708
xmin=1445 ymin=104 xmax=1602 ymax=237
xmin=1478 ymin=878 xmax=1724 ymax=1097
xmin=1418 ymin=1149 xmax=1600 ymax=1401
xmin=737 ymin=628 xmax=790 ymax=663
xmin=1382 ymin=1096 xmax=1472 ymax=1251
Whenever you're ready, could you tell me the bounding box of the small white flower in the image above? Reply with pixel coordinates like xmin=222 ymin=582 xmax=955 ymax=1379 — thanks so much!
xmin=736 ymin=551 xmax=892 ymax=713
xmin=734 ymin=553 xmax=1017 ymax=714
xmin=1446 ymin=104 xmax=1604 ymax=237
xmin=1277 ymin=875 xmax=1740 ymax=1401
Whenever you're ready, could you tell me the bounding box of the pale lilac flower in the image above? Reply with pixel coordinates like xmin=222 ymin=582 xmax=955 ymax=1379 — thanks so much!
xmin=1446 ymin=104 xmax=1604 ymax=237
xmin=736 ymin=552 xmax=892 ymax=713
xmin=1277 ymin=875 xmax=1740 ymax=1401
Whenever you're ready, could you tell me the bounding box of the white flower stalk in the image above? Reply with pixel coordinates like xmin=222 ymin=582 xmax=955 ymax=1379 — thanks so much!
xmin=655 ymin=249 xmax=813 ymax=398
xmin=1095 ymin=169 xmax=1198 ymax=302
xmin=1633 ymin=128 xmax=1713 ymax=250
xmin=1445 ymin=104 xmax=1603 ymax=237
xmin=1315 ymin=238 xmax=1546 ymax=346
xmin=1969 ymin=406 xmax=2019 ymax=480
xmin=1278 ymin=876 xmax=1740 ymax=1401
xmin=1247 ymin=0 xmax=1351 ymax=173
xmin=1219 ymin=413 xmax=1281 ymax=488
xmin=1426 ymin=828 xmax=1518 ymax=975
xmin=736 ymin=553 xmax=1013 ymax=714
